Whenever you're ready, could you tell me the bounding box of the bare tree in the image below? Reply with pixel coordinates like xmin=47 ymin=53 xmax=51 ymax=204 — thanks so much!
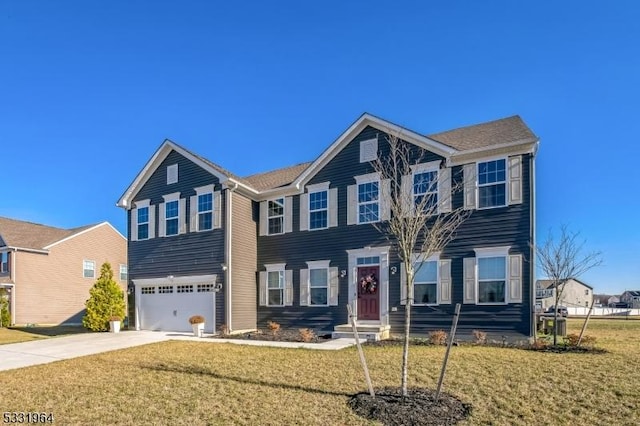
xmin=371 ymin=133 xmax=470 ymax=396
xmin=535 ymin=225 xmax=602 ymax=345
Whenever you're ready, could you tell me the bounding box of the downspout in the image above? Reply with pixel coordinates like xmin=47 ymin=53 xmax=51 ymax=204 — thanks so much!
xmin=10 ymin=248 xmax=16 ymax=325
xmin=530 ymin=151 xmax=537 ymax=338
xmin=224 ymin=182 xmax=238 ymax=332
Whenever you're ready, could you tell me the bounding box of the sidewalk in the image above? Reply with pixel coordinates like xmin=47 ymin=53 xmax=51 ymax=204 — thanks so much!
xmin=0 ymin=331 xmax=357 ymax=372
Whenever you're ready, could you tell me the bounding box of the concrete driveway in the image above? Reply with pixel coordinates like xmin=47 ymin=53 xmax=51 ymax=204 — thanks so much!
xmin=0 ymin=331 xmax=358 ymax=372
xmin=0 ymin=331 xmax=172 ymax=372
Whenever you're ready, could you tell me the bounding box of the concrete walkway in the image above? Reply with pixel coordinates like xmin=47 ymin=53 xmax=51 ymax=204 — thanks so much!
xmin=0 ymin=331 xmax=357 ymax=372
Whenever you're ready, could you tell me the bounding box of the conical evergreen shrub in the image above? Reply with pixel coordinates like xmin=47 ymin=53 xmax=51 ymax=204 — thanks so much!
xmin=83 ymin=262 xmax=126 ymax=331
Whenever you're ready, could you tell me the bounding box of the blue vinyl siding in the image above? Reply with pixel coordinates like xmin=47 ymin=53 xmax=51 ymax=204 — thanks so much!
xmin=128 ymin=150 xmax=226 ymax=328
xmin=258 ymin=126 xmax=533 ymax=337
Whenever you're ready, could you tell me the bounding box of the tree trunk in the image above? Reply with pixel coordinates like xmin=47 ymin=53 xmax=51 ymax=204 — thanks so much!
xmin=401 ymin=281 xmax=411 ymax=396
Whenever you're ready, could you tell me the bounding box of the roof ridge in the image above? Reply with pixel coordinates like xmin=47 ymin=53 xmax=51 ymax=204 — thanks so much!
xmin=427 ymin=115 xmax=522 ymax=138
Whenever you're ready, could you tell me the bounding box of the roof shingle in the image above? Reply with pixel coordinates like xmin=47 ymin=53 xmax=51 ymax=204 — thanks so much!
xmin=0 ymin=217 xmax=94 ymax=250
xmin=244 ymin=162 xmax=312 ymax=191
xmin=428 ymin=115 xmax=537 ymax=151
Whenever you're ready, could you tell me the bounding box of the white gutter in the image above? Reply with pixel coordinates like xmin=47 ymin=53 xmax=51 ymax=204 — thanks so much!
xmin=7 ymin=246 xmax=48 ymax=255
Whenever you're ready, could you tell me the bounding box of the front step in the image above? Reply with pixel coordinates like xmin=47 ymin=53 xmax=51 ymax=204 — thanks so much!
xmin=332 ymin=324 xmax=391 ymax=341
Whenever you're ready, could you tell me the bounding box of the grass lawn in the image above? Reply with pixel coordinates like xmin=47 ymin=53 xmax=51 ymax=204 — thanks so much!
xmin=2 ymin=319 xmax=639 ymax=425
xmin=0 ymin=326 xmax=87 ymax=345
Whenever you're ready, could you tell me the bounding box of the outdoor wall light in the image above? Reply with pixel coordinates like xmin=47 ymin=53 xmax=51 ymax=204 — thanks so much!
xmin=391 ymin=266 xmax=397 ymax=275
xmin=340 ymin=270 xmax=347 ymax=278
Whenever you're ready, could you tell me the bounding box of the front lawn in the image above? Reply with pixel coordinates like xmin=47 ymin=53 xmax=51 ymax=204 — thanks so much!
xmin=2 ymin=319 xmax=639 ymax=425
xmin=0 ymin=326 xmax=87 ymax=345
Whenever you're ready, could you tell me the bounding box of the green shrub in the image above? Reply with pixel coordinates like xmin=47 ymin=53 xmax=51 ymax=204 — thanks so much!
xmin=83 ymin=262 xmax=126 ymax=331
xmin=0 ymin=289 xmax=10 ymax=327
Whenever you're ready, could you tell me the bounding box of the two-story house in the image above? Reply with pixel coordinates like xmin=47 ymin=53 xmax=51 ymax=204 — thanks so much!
xmin=0 ymin=217 xmax=127 ymax=326
xmin=117 ymin=113 xmax=538 ymax=338
xmin=536 ymin=278 xmax=594 ymax=311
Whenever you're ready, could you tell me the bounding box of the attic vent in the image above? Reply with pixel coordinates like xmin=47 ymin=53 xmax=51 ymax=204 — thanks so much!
xmin=359 ymin=138 xmax=378 ymax=163
xmin=167 ymin=164 xmax=178 ymax=184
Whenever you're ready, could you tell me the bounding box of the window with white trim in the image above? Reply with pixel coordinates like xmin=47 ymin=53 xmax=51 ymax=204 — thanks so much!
xmin=268 ymin=198 xmax=285 ymax=235
xmin=165 ymin=200 xmax=179 ymax=236
xmin=137 ymin=206 xmax=149 ymax=240
xmin=267 ymin=268 xmax=285 ymax=306
xmin=413 ymin=170 xmax=438 ymax=211
xmin=304 ymin=260 xmax=330 ymax=306
xmin=478 ymin=159 xmax=506 ymax=208
xmin=477 ymin=256 xmax=507 ymax=304
xmin=0 ymin=252 xmax=8 ymax=273
xmin=414 ymin=260 xmax=438 ymax=305
xmin=358 ymin=181 xmax=379 ymax=223
xmin=167 ymin=164 xmax=178 ymax=184
xmin=83 ymin=260 xmax=95 ymax=278
xmin=309 ymin=190 xmax=328 ymax=230
xmin=197 ymin=192 xmax=213 ymax=231
xmin=119 ymin=264 xmax=127 ymax=281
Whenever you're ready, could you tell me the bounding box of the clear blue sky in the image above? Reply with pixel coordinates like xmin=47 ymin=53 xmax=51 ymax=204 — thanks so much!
xmin=1 ymin=2 xmax=639 ymax=294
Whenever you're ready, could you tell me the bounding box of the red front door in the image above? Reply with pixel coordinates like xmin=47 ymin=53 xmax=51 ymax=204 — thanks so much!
xmin=357 ymin=266 xmax=380 ymax=320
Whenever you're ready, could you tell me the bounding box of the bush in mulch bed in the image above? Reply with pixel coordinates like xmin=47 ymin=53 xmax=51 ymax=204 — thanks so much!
xmin=364 ymin=335 xmax=607 ymax=354
xmin=348 ymin=387 xmax=472 ymax=426
xmin=214 ymin=328 xmax=332 ymax=343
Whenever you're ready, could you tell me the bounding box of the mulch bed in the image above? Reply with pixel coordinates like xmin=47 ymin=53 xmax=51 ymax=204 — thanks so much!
xmin=348 ymin=387 xmax=472 ymax=425
xmin=214 ymin=329 xmax=332 ymax=343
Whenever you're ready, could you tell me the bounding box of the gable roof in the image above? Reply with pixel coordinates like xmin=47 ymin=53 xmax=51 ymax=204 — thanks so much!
xmin=118 ymin=113 xmax=538 ymax=204
xmin=622 ymin=290 xmax=640 ymax=297
xmin=0 ymin=217 xmax=95 ymax=251
xmin=428 ymin=115 xmax=537 ymax=151
xmin=536 ymin=278 xmax=593 ymax=290
xmin=116 ymin=139 xmax=260 ymax=208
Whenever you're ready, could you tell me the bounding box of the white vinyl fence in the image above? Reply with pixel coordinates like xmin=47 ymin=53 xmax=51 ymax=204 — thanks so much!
xmin=567 ymin=307 xmax=640 ymax=316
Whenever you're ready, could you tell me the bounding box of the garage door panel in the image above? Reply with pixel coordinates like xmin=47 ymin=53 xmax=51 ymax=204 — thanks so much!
xmin=139 ymin=285 xmax=215 ymax=333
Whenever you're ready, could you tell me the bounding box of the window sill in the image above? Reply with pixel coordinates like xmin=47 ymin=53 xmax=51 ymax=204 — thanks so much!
xmin=476 ymin=204 xmax=507 ymax=211
xmin=476 ymin=302 xmax=508 ymax=305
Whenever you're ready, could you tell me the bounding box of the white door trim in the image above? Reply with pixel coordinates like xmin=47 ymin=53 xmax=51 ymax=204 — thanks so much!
xmin=346 ymin=246 xmax=390 ymax=326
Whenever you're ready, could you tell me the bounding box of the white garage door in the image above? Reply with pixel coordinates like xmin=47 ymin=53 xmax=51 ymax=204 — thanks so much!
xmin=137 ymin=282 xmax=216 ymax=333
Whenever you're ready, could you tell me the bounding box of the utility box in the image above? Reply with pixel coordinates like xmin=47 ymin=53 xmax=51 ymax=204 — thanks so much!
xmin=539 ymin=316 xmax=567 ymax=336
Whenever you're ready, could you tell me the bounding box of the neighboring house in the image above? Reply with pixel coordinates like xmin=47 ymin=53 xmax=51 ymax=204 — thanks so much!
xmin=117 ymin=113 xmax=538 ymax=338
xmin=536 ymin=278 xmax=594 ymax=310
xmin=0 ymin=217 xmax=127 ymax=325
xmin=620 ymin=291 xmax=640 ymax=308
xmin=607 ymin=296 xmax=621 ymax=307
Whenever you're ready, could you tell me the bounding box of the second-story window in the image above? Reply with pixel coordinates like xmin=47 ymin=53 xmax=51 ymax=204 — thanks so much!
xmin=165 ymin=200 xmax=179 ymax=236
xmin=309 ymin=190 xmax=328 ymax=230
xmin=478 ymin=159 xmax=506 ymax=209
xmin=198 ymin=193 xmax=213 ymax=231
xmin=358 ymin=181 xmax=379 ymax=223
xmin=0 ymin=252 xmax=9 ymax=273
xmin=413 ymin=170 xmax=438 ymax=211
xmin=137 ymin=207 xmax=149 ymax=240
xmin=268 ymin=198 xmax=284 ymax=235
